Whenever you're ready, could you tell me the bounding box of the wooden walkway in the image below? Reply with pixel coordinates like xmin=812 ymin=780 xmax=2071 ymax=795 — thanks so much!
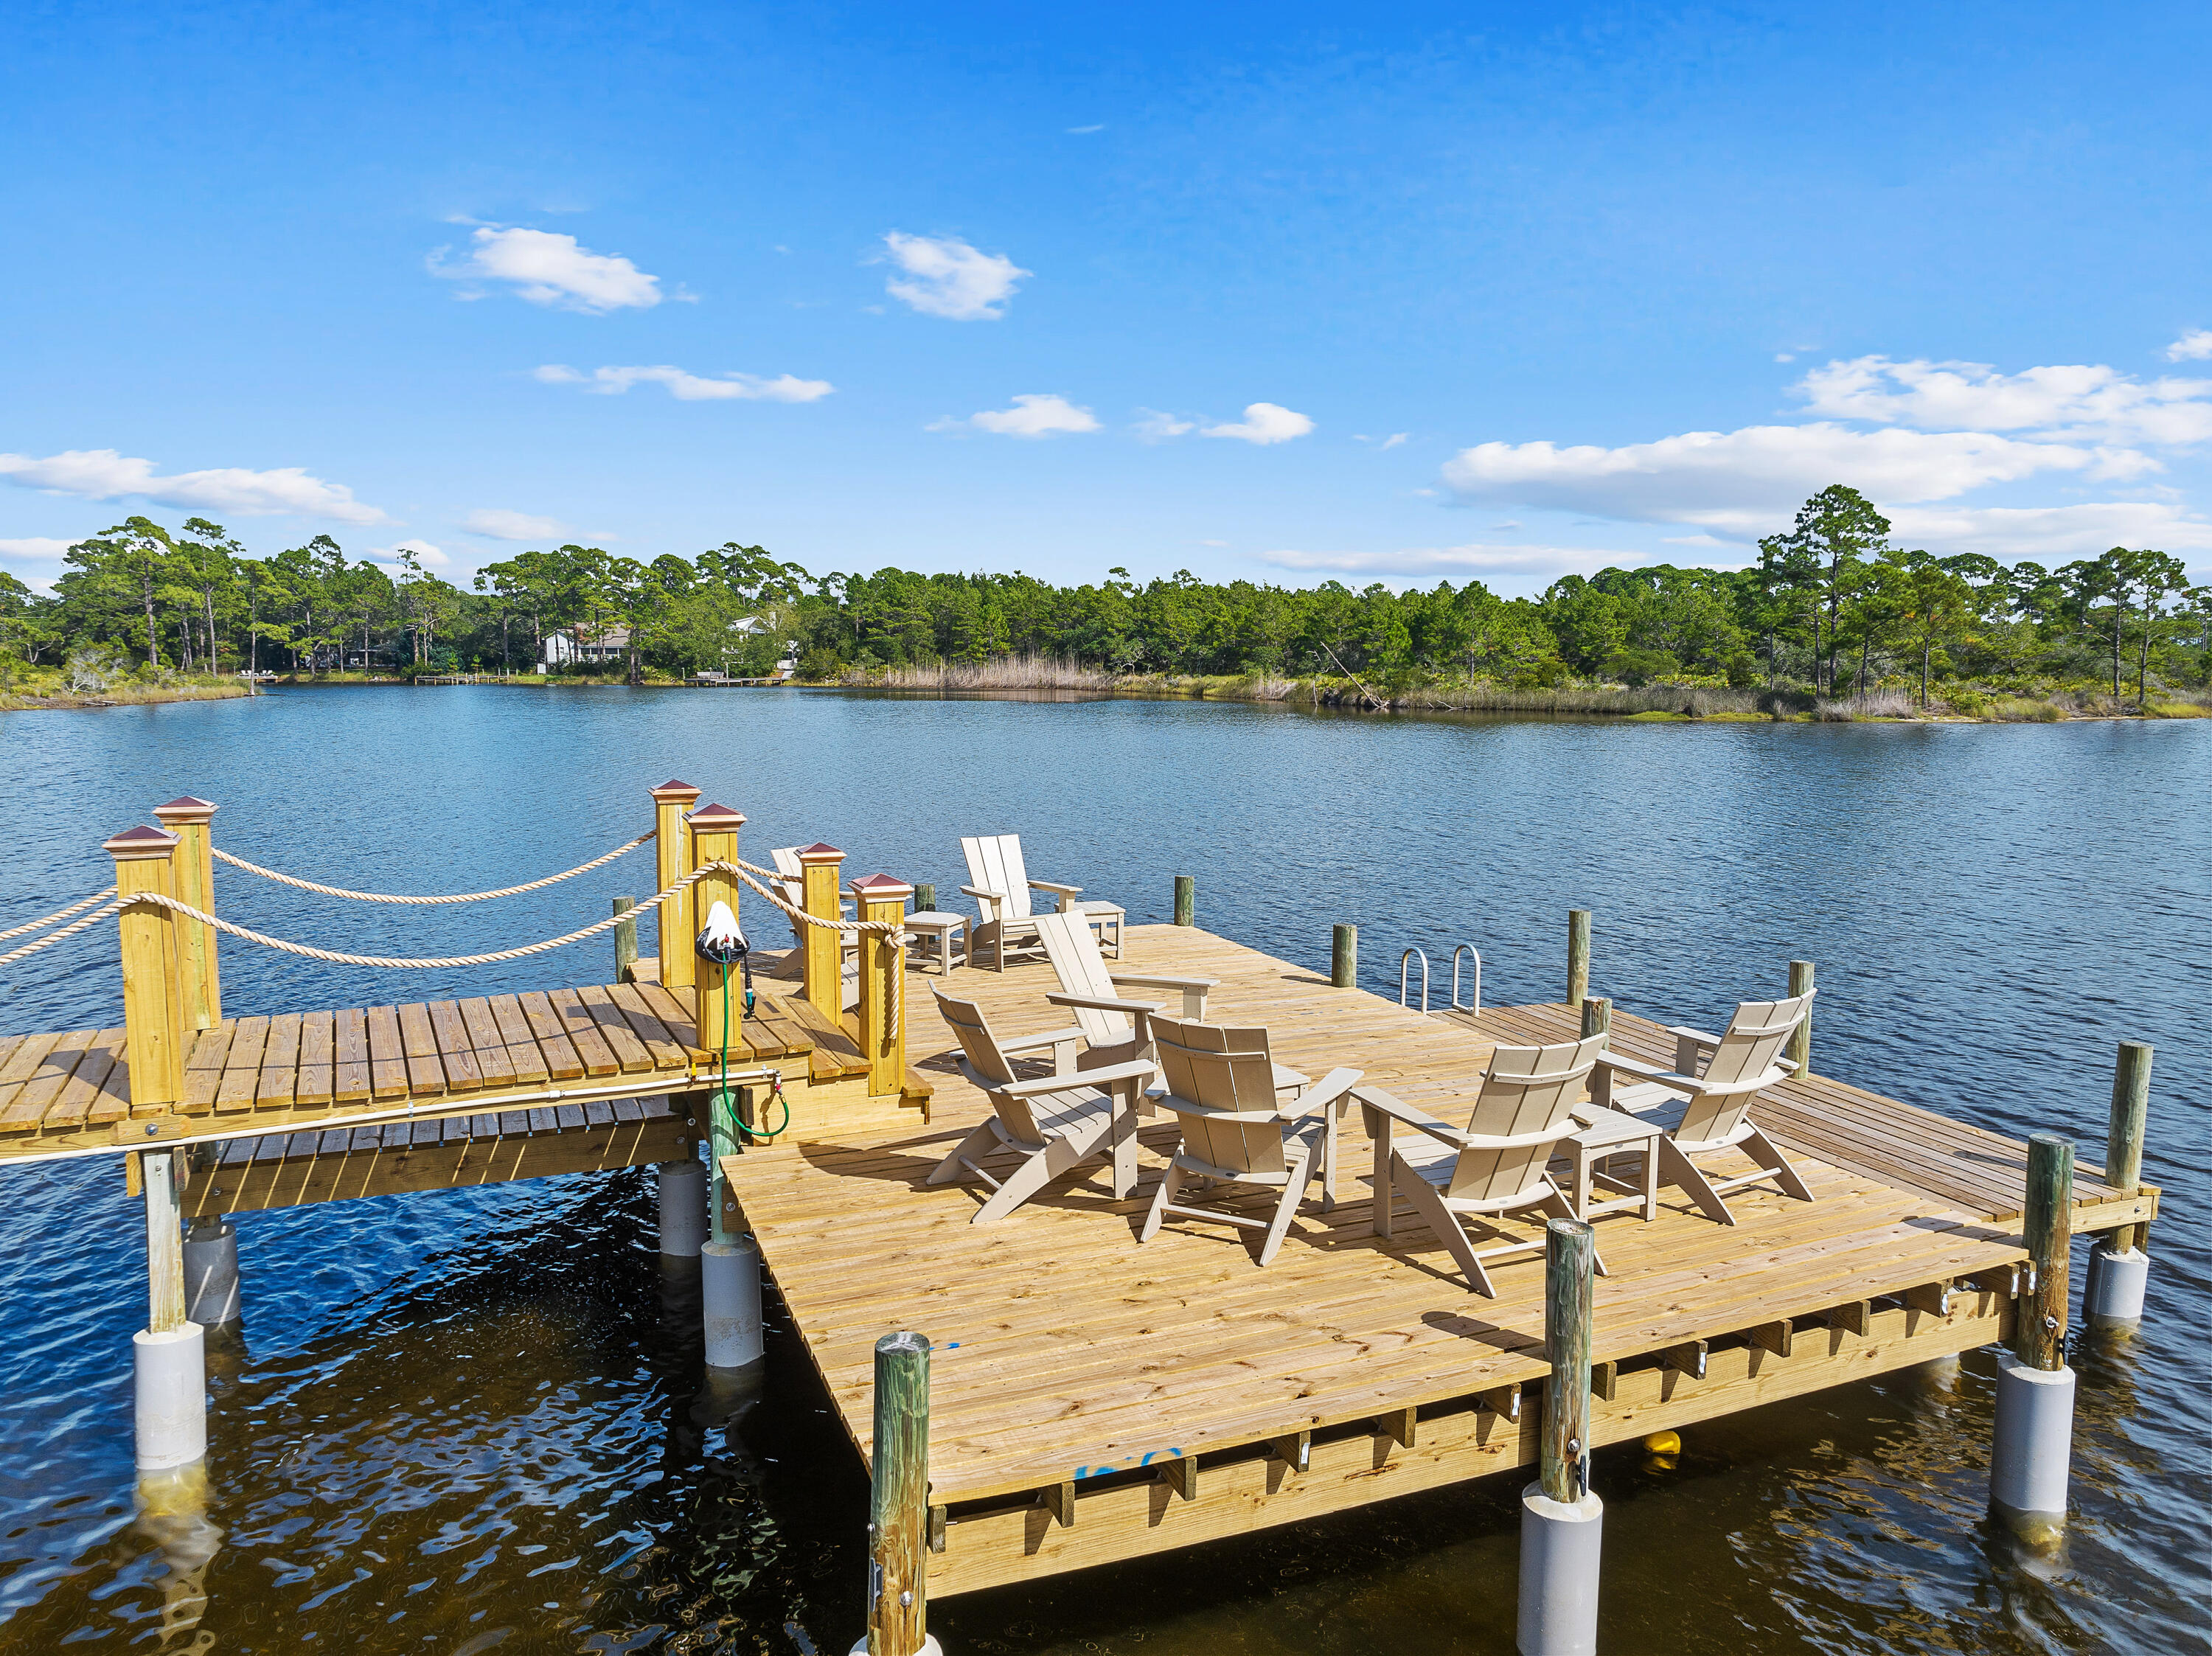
xmin=719 ymin=924 xmax=2151 ymax=1596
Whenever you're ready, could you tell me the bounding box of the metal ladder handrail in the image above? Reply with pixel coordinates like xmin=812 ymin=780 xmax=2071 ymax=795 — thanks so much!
xmin=1450 ymin=944 xmax=1482 ymax=1015
xmin=1398 ymin=947 xmax=1430 ymax=1014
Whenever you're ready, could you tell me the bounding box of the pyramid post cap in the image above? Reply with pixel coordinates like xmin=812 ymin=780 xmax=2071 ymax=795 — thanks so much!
xmin=796 ymin=842 xmax=845 ymax=862
xmin=104 ymin=824 xmax=180 ymax=858
xmin=649 ymin=779 xmax=703 ymax=801
xmin=688 ymin=802 xmax=748 ymax=829
xmin=851 ymin=873 xmax=915 ymax=898
xmin=152 ymin=796 xmax=218 ymax=821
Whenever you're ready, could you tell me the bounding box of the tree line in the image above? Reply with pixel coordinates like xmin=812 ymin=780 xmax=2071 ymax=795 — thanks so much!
xmin=2 ymin=487 xmax=2205 ymax=703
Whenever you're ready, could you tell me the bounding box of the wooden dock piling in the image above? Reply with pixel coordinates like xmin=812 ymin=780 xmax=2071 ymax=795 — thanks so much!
xmin=151 ymin=797 xmax=220 ymax=1031
xmin=2103 ymin=1042 xmax=2152 ymax=1253
xmin=1786 ymin=959 xmax=1815 ymax=1074
xmin=865 ymin=1331 xmax=931 ymax=1656
xmin=2016 ymin=1134 xmax=2073 ymax=1371
xmin=650 ymin=779 xmax=702 ymax=992
xmin=1331 ymin=923 xmax=1357 ymax=988
xmin=142 ymin=1149 xmax=186 ymax=1333
xmin=1566 ymin=910 xmax=1590 ymax=1009
xmin=1174 ymin=874 xmax=1194 ymax=927
xmin=1541 ymin=1218 xmax=1595 ymax=1503
xmin=1578 ymin=995 xmax=1611 ymax=1046
xmin=612 ymin=897 xmax=638 ymax=983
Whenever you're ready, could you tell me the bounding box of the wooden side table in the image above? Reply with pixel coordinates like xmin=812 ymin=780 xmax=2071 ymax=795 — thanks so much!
xmin=905 ymin=911 xmax=968 ymax=976
xmin=1562 ymin=1107 xmax=1663 ymax=1222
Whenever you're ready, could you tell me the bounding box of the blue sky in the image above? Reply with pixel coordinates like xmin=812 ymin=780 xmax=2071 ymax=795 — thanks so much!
xmin=4 ymin=2 xmax=2209 ymax=595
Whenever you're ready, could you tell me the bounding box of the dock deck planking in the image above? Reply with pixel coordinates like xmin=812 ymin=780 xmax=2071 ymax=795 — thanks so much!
xmin=717 ymin=924 xmax=2120 ymax=1594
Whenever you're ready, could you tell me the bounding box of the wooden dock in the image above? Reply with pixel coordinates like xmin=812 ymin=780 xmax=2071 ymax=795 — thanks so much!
xmin=717 ymin=924 xmax=2156 ymax=1597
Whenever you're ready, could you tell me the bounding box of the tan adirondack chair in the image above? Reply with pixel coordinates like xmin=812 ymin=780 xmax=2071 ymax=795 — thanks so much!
xmin=769 ymin=846 xmax=855 ymax=942
xmin=1034 ymin=910 xmax=1220 ymax=1075
xmin=925 ymin=987 xmax=1156 ymax=1222
xmin=960 ymin=834 xmax=1122 ymax=970
xmin=1587 ymin=992 xmax=1815 ymax=1225
xmin=1357 ymin=1034 xmax=1608 ymax=1296
xmin=1139 ymin=1015 xmax=1362 ymax=1266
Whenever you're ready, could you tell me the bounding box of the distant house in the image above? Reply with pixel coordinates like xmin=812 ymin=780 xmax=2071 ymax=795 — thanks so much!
xmin=540 ymin=625 xmax=630 ymax=669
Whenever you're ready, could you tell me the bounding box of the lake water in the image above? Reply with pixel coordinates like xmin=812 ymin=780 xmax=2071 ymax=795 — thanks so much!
xmin=0 ymin=687 xmax=2204 ymax=1656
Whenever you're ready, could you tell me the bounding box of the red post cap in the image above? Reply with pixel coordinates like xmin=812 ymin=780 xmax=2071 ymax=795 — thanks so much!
xmin=797 ymin=841 xmax=845 ymax=863
xmin=104 ymin=824 xmax=181 ymax=859
xmin=688 ymin=802 xmax=748 ymax=831
xmin=650 ymin=779 xmax=702 ymax=802
xmin=851 ymin=873 xmax=915 ymax=900
xmin=152 ymin=796 xmax=219 ymax=824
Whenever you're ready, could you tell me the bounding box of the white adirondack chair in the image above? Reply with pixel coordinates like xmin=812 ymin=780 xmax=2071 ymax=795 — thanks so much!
xmin=926 ymin=987 xmax=1157 ymax=1222
xmin=1586 ymin=992 xmax=1815 ymax=1225
xmin=769 ymin=846 xmax=855 ymax=944
xmin=1139 ymin=1015 xmax=1362 ymax=1266
xmin=1034 ymin=910 xmax=1220 ymax=1075
xmin=960 ymin=834 xmax=1121 ymax=970
xmin=1357 ymin=1034 xmax=1609 ymax=1296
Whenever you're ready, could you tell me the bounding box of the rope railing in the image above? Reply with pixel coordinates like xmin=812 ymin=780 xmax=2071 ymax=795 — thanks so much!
xmin=0 ymin=888 xmax=117 ymax=942
xmin=0 ymin=901 xmax=123 ymax=967
xmin=210 ymin=831 xmax=655 ymax=905
xmin=730 ymin=857 xmax=911 ymax=1048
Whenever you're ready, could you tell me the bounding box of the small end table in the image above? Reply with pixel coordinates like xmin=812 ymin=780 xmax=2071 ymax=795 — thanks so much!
xmin=905 ymin=911 xmax=968 ymax=975
xmin=1563 ymin=1107 xmax=1663 ymax=1222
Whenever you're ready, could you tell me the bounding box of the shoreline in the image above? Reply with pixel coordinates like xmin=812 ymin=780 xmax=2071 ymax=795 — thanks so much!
xmin=0 ymin=682 xmax=255 ymax=712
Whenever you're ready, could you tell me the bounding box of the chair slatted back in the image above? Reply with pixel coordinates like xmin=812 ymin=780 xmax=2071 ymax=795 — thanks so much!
xmin=1151 ymin=1015 xmax=1290 ymax=1177
xmin=961 ymin=835 xmax=1035 ymax=922
xmin=1443 ymin=1035 xmax=1606 ymax=1205
xmin=1676 ymin=992 xmax=1813 ymax=1145
xmin=1036 ymin=911 xmax=1128 ymax=1049
xmin=770 ymin=847 xmax=806 ymax=910
xmin=931 ymin=987 xmax=1044 ymax=1143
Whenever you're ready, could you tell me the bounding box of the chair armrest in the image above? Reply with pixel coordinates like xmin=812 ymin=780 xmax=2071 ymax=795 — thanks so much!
xmin=959 ymin=884 xmax=1006 ymax=902
xmin=1592 ymin=1051 xmax=1687 ymax=1086
xmin=1046 ymin=992 xmax=1161 ymax=1015
xmin=1351 ymin=1085 xmax=1475 ymax=1150
xmin=1295 ymin=1066 xmax=1364 ymax=1115
xmin=1000 ymin=1058 xmax=1157 ymax=1097
xmin=998 ymin=1023 xmax=1091 ymax=1054
xmin=1773 ymin=1055 xmax=1799 ymax=1075
xmin=1108 ymin=973 xmax=1218 ymax=992
xmin=1029 ymin=879 xmax=1083 ymax=897
xmin=1667 ymin=1024 xmax=1723 ymax=1052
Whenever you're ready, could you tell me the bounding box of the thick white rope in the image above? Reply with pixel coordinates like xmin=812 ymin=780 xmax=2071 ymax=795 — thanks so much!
xmin=728 ymin=859 xmax=911 ymax=1047
xmin=0 ymin=902 xmax=124 ymax=966
xmin=0 ymin=888 xmax=117 ymax=942
xmin=211 ymin=832 xmax=654 ymax=905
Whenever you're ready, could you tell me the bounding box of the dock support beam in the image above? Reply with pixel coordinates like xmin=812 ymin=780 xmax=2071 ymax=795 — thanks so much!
xmin=134 ymin=1149 xmax=206 ymax=1473
xmin=2086 ymin=1040 xmax=2153 ymax=1328
xmin=702 ymin=1236 xmax=765 ymax=1370
xmin=1992 ymin=1133 xmax=2074 ymax=1536
xmin=1332 ymin=923 xmax=1357 ymax=989
xmin=658 ymin=1158 xmax=707 ymax=1259
xmin=650 ymin=779 xmax=702 ymax=993
xmin=151 ymin=796 xmax=221 ymax=1030
xmin=1520 ymin=1217 xmax=1601 ymax=1656
xmin=801 ymin=843 xmax=847 ymax=1019
xmin=182 ymin=1216 xmax=240 ymax=1327
xmin=854 ymin=1331 xmax=937 ymax=1656
xmin=855 ymin=876 xmax=914 ymax=1096
xmin=1565 ymin=911 xmax=1590 ymax=1009
xmin=1174 ymin=874 xmax=1195 ymax=927
xmin=1784 ymin=960 xmax=1814 ymax=1074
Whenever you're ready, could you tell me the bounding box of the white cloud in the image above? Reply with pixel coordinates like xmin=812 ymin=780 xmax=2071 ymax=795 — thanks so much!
xmin=462 ymin=508 xmax=566 ymax=541
xmin=1133 ymin=409 xmax=1196 ymax=441
xmin=1795 ymin=355 xmax=2212 ymax=445
xmin=0 ymin=536 xmax=75 ymax=564
xmin=880 ymin=232 xmax=1029 ymax=320
xmin=366 ymin=538 xmax=451 ymax=568
xmin=2164 ymin=330 xmax=2212 ymax=363
xmin=536 ymin=363 xmax=834 ymax=402
xmin=0 ymin=448 xmax=387 ymax=523
xmin=429 ymin=226 xmax=662 ymax=313
xmin=935 ymin=393 xmax=1100 ymax=439
xmin=1261 ymin=543 xmax=1643 ymax=579
xmin=1440 ymin=423 xmax=2150 ymax=535
xmin=1202 ymin=403 xmax=1315 ymax=445
xmin=1885 ymin=501 xmax=2212 ymax=557
xmin=1066 ymin=124 xmax=1105 ymax=134
xmin=1200 ymin=538 xmax=1228 ymax=547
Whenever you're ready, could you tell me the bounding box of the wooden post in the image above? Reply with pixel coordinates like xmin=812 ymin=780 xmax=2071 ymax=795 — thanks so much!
xmin=799 ymin=843 xmax=846 ymax=1019
xmin=854 ymin=875 xmax=913 ymax=1096
xmin=914 ymin=883 xmax=936 ymax=915
xmin=143 ymin=1148 xmax=186 ymax=1332
xmin=1579 ymin=995 xmax=1611 ymax=1046
xmin=865 ymin=1330 xmax=931 ymax=1656
xmin=2014 ymin=1133 xmax=2073 ymax=1372
xmin=107 ymin=825 xmax=186 ymax=1111
xmin=150 ymin=796 xmax=220 ymax=1029
xmin=1565 ymin=910 xmax=1590 ymax=1009
xmin=612 ymin=897 xmax=638 ymax=983
xmin=1786 ymin=959 xmax=1815 ymax=1074
xmin=686 ymin=803 xmax=747 ymax=1055
xmin=650 ymin=779 xmax=702 ymax=992
xmin=1174 ymin=874 xmax=1195 ymax=928
xmin=1331 ymin=923 xmax=1357 ymax=989
xmin=1540 ymin=1217 xmax=1596 ymax=1503
xmin=2103 ymin=1041 xmax=2152 ymax=1252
